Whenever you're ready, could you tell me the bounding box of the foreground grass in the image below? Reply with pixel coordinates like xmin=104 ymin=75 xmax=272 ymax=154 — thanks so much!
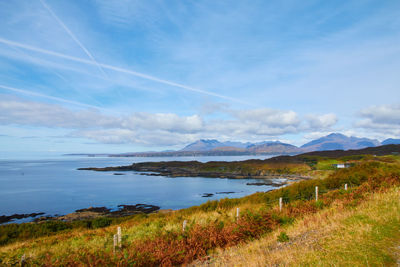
xmin=197 ymin=187 xmax=400 ymax=266
xmin=1 ymin=159 xmax=400 ymax=266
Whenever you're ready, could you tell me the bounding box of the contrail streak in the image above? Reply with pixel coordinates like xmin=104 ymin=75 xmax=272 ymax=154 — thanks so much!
xmin=7 ymin=41 xmax=105 ymax=107
xmin=39 ymin=0 xmax=108 ymax=79
xmin=0 ymin=38 xmax=250 ymax=105
xmin=0 ymin=84 xmax=103 ymax=110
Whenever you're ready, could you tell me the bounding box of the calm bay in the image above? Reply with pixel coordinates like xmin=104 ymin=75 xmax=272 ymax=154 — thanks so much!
xmin=0 ymin=155 xmax=281 ymax=222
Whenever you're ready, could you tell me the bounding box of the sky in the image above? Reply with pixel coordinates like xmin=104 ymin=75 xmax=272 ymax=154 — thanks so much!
xmin=0 ymin=0 xmax=400 ymax=156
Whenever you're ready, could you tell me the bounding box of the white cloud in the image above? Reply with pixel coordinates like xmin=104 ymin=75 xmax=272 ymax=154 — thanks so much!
xmin=72 ymin=129 xmax=198 ymax=146
xmin=355 ymin=104 xmax=400 ymax=136
xmin=204 ymin=109 xmax=337 ymax=138
xmin=305 ymin=113 xmax=338 ymax=129
xmin=205 ymin=120 xmax=298 ymax=137
xmin=196 ymin=108 xmax=303 ymax=138
xmin=0 ymin=96 xmax=203 ymax=133
xmin=234 ymin=108 xmax=300 ymax=127
xmin=71 ymin=129 xmax=137 ymax=144
xmin=359 ymin=104 xmax=400 ymax=125
xmin=123 ymin=113 xmax=203 ymax=133
xmin=0 ymin=96 xmax=340 ymax=145
xmin=0 ymin=98 xmax=119 ymax=129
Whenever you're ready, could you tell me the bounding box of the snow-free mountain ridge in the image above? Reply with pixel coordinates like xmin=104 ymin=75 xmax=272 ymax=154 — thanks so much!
xmin=300 ymin=133 xmax=380 ymax=151
xmin=382 ymin=138 xmax=400 ymax=145
xmin=68 ymin=133 xmax=399 ymax=157
xmin=181 ymin=133 xmax=393 ymax=153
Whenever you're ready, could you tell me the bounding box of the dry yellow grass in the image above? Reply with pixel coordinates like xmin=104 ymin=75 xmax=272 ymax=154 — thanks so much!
xmin=2 ymin=158 xmax=399 ymax=265
xmin=194 ymin=187 xmax=400 ymax=266
xmin=0 ymin=202 xmax=265 ymax=265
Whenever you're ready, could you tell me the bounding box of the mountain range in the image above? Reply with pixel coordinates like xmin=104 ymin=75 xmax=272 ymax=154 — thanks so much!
xmin=67 ymin=133 xmax=400 ymax=157
xmin=177 ymin=133 xmax=399 ymax=154
xmin=180 ymin=139 xmax=300 ymax=154
xmin=300 ymin=133 xmax=381 ymax=151
xmin=176 ymin=133 xmax=400 ymax=154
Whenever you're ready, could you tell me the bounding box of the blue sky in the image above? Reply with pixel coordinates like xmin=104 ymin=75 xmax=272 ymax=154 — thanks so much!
xmin=0 ymin=0 xmax=399 ymax=156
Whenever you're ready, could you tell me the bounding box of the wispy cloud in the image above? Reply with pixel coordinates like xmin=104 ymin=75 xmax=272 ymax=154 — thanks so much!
xmin=0 ymin=84 xmax=102 ymax=110
xmin=1 ymin=1 xmax=399 ymax=152
xmin=0 ymin=38 xmax=250 ymax=106
xmin=39 ymin=0 xmax=108 ymax=79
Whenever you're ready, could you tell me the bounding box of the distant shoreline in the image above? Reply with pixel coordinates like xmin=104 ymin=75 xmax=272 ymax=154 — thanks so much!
xmin=78 ymin=162 xmax=311 ymax=181
xmin=64 ymin=151 xmax=293 ymax=157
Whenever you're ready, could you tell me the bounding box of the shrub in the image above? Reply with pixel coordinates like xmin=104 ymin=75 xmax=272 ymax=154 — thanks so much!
xmin=315 ymin=200 xmax=324 ymax=209
xmin=42 ymin=221 xmax=71 ymax=232
xmin=277 ymin=232 xmax=289 ymax=242
xmin=271 ymin=213 xmax=295 ymax=225
xmin=91 ymin=217 xmax=112 ymax=228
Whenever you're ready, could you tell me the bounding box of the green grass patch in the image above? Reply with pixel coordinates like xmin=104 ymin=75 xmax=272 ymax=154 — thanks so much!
xmin=277 ymin=232 xmax=290 ymax=242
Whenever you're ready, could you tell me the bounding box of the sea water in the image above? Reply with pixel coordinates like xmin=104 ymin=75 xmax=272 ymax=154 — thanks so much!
xmin=0 ymin=155 xmax=280 ymax=221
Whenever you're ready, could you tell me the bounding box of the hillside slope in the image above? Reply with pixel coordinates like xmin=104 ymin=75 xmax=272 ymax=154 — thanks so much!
xmin=195 ymin=187 xmax=400 ymax=266
xmin=1 ymin=156 xmax=400 ymax=266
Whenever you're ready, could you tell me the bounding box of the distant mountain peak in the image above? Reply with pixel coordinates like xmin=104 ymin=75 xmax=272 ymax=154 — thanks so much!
xmin=326 ymin=133 xmax=346 ymax=138
xmin=199 ymin=139 xmax=218 ymax=142
xmin=301 ymin=133 xmax=380 ymax=151
xmin=382 ymin=138 xmax=400 ymax=145
xmin=181 ymin=133 xmax=381 ymax=154
xmin=181 ymin=139 xmax=225 ymax=151
xmin=181 ymin=139 xmax=300 ymax=154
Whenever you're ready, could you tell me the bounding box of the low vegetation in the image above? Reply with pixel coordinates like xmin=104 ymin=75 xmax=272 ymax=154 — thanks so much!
xmin=0 ymin=215 xmax=134 ymax=246
xmin=1 ymin=154 xmax=400 ymax=266
xmin=198 ymin=186 xmax=400 ymax=266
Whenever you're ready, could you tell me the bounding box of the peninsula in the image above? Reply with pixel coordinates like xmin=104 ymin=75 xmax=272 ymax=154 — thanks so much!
xmin=79 ymin=144 xmax=400 ymax=181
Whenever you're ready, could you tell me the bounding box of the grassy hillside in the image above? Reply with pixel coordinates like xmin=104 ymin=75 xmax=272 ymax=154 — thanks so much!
xmin=1 ymin=155 xmax=400 ymax=266
xmin=196 ymin=187 xmax=400 ymax=266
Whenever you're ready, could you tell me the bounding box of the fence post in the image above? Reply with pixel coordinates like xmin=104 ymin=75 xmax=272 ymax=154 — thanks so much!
xmin=20 ymin=254 xmax=26 ymax=267
xmin=345 ymin=184 xmax=348 ymax=191
xmin=236 ymin=207 xmax=240 ymax=221
xmin=279 ymin=197 xmax=283 ymax=212
xmin=117 ymin=226 xmax=122 ymax=248
xmin=183 ymin=220 xmax=187 ymax=231
xmin=113 ymin=234 xmax=118 ymax=253
xmin=315 ymin=186 xmax=318 ymax=201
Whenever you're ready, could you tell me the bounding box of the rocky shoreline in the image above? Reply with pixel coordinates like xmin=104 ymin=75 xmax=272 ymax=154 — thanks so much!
xmin=136 ymin=171 xmax=307 ymax=181
xmin=201 ymin=191 xmax=239 ymax=197
xmin=246 ymin=180 xmax=285 ymax=186
xmin=43 ymin=204 xmax=161 ymax=222
xmin=0 ymin=212 xmax=45 ymax=224
xmin=1 ymin=204 xmax=161 ymax=225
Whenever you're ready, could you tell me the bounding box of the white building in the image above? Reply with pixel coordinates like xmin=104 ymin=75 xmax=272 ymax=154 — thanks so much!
xmin=332 ymin=163 xmax=352 ymax=169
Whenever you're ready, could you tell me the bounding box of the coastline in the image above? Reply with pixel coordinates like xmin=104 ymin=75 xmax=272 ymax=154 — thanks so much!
xmin=78 ymin=160 xmax=312 ymax=181
xmin=0 ymin=180 xmax=288 ymax=225
xmin=0 ymin=204 xmax=162 ymax=225
xmin=1 ymin=153 xmax=321 ymax=225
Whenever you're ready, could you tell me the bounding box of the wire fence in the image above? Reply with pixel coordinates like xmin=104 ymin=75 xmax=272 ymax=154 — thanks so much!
xmin=261 ymin=184 xmax=348 ymax=207
xmin=109 ymin=183 xmax=351 ymax=253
